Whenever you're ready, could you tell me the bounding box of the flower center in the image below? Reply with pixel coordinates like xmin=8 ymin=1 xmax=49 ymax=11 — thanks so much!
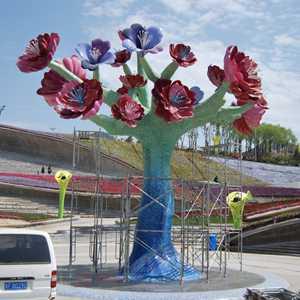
xmin=170 ymin=84 xmax=187 ymax=106
xmin=90 ymin=47 xmax=102 ymax=61
xmin=69 ymin=86 xmax=85 ymax=105
xmin=170 ymin=92 xmax=186 ymax=106
xmin=25 ymin=39 xmax=40 ymax=57
xmin=179 ymin=46 xmax=190 ymax=59
xmin=125 ymin=102 xmax=137 ymax=117
xmin=137 ymin=29 xmax=150 ymax=49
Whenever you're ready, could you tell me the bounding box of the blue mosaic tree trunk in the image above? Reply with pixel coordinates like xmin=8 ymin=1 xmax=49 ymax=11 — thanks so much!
xmin=128 ymin=136 xmax=201 ymax=281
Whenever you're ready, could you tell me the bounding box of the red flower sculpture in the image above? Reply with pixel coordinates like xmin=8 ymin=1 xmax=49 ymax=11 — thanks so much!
xmin=233 ymin=104 xmax=266 ymax=135
xmin=169 ymin=44 xmax=197 ymax=67
xmin=111 ymin=95 xmax=144 ymax=127
xmin=152 ymin=79 xmax=196 ymax=122
xmin=117 ymin=86 xmax=129 ymax=95
xmin=112 ymin=50 xmax=131 ymax=67
xmin=37 ymin=56 xmax=86 ymax=106
xmin=17 ymin=33 xmax=60 ymax=73
xmin=207 ymin=65 xmax=225 ymax=87
xmin=119 ymin=74 xmax=147 ymax=89
xmin=55 ymin=79 xmax=103 ymax=119
xmin=208 ymin=45 xmax=267 ymax=107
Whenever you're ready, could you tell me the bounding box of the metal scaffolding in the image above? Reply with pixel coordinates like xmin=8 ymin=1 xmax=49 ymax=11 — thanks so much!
xmin=68 ymin=126 xmax=245 ymax=284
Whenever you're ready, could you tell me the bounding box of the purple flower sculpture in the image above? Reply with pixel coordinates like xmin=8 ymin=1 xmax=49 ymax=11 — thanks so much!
xmin=118 ymin=23 xmax=163 ymax=54
xmin=76 ymin=39 xmax=115 ymax=70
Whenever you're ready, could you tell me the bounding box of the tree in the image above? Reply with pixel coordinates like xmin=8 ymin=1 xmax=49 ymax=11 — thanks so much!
xmin=214 ymin=122 xmax=298 ymax=163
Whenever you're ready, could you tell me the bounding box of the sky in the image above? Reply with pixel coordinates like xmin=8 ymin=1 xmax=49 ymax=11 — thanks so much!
xmin=1 ymin=0 xmax=300 ymax=138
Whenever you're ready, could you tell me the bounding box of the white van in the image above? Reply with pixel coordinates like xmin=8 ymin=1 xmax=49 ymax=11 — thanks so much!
xmin=0 ymin=229 xmax=57 ymax=299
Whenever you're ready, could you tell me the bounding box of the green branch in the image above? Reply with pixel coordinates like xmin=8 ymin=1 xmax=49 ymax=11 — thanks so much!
xmin=213 ymin=103 xmax=252 ymax=124
xmin=48 ymin=61 xmax=83 ymax=83
xmin=194 ymin=84 xmax=229 ymax=119
xmin=140 ymin=57 xmax=159 ymax=82
xmin=123 ymin=64 xmax=132 ymax=75
xmin=175 ymin=83 xmax=229 ymax=133
xmin=137 ymin=54 xmax=151 ymax=110
xmin=90 ymin=115 xmax=139 ymax=137
xmin=103 ymin=90 xmax=119 ymax=107
xmin=160 ymin=61 xmax=178 ymax=79
xmin=93 ymin=67 xmax=100 ymax=81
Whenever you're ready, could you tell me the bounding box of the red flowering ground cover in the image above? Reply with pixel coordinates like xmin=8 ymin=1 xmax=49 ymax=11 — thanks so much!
xmin=0 ymin=212 xmax=21 ymax=220
xmin=245 ymin=200 xmax=300 ymax=216
xmin=0 ymin=172 xmax=141 ymax=194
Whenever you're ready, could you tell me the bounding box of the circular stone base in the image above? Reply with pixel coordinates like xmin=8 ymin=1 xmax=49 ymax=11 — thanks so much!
xmin=57 ymin=264 xmax=289 ymax=300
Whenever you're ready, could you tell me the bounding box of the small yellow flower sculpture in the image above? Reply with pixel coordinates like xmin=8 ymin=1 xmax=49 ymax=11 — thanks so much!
xmin=55 ymin=170 xmax=72 ymax=219
xmin=226 ymin=191 xmax=252 ymax=229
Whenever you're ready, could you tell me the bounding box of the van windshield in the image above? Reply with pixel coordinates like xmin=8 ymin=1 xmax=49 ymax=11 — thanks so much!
xmin=0 ymin=234 xmax=51 ymax=264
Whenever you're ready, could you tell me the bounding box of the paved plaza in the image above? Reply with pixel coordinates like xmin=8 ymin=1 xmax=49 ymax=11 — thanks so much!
xmin=25 ymin=217 xmax=299 ymax=299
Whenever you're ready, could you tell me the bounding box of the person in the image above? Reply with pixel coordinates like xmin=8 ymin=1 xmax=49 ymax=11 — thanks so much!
xmin=213 ymin=175 xmax=219 ymax=183
xmin=41 ymin=166 xmax=45 ymax=174
xmin=47 ymin=165 xmax=52 ymax=175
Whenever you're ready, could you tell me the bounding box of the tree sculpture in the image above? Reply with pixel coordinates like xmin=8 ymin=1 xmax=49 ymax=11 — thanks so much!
xmin=17 ymin=24 xmax=268 ymax=282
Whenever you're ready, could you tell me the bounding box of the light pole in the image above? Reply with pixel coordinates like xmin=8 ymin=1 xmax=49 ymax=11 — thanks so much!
xmin=49 ymin=127 xmax=56 ymax=136
xmin=0 ymin=105 xmax=5 ymax=117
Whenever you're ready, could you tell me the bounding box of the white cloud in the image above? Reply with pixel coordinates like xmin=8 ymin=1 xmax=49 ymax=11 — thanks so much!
xmin=81 ymin=0 xmax=300 ymax=139
xmin=83 ymin=0 xmax=135 ymax=17
xmin=158 ymin=0 xmax=269 ymax=27
xmin=274 ymin=34 xmax=300 ymax=47
xmin=258 ymin=65 xmax=300 ymax=136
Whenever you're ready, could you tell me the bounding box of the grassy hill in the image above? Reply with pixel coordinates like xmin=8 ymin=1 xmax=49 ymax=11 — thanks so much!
xmin=100 ymin=138 xmax=264 ymax=186
xmin=0 ymin=124 xmax=263 ymax=185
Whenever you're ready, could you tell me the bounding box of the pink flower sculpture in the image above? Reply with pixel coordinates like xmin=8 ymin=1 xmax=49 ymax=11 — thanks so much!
xmin=37 ymin=56 xmax=86 ymax=106
xmin=17 ymin=33 xmax=60 ymax=73
xmin=208 ymin=45 xmax=267 ymax=107
xmin=233 ymin=104 xmax=266 ymax=135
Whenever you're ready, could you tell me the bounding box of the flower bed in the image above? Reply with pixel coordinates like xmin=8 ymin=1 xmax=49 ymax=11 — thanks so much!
xmin=2 ymin=172 xmax=300 ymax=198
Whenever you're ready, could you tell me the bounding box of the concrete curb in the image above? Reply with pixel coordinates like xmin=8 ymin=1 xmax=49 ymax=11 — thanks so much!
xmin=7 ymin=216 xmax=80 ymax=228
